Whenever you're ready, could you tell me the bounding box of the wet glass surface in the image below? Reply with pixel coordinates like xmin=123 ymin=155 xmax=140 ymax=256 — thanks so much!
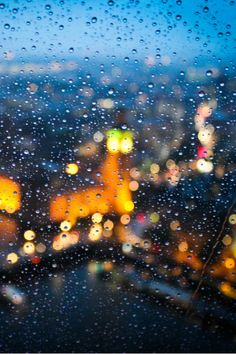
xmin=0 ymin=0 xmax=236 ymax=352
xmin=1 ymin=263 xmax=236 ymax=353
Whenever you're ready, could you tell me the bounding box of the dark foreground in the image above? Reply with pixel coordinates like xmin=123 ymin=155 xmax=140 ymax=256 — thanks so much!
xmin=1 ymin=257 xmax=236 ymax=353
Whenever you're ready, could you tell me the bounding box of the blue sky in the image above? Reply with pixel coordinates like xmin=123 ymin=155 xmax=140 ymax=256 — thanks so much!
xmin=0 ymin=0 xmax=235 ymax=65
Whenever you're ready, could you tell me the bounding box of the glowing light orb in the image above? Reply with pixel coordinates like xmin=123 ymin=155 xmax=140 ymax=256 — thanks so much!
xmin=124 ymin=200 xmax=134 ymax=212
xmin=88 ymin=223 xmax=102 ymax=241
xmin=24 ymin=230 xmax=36 ymax=241
xmin=229 ymin=214 xmax=236 ymax=225
xmin=60 ymin=220 xmax=72 ymax=231
xmin=120 ymin=214 xmax=131 ymax=225
xmin=196 ymin=159 xmax=213 ymax=173
xmin=66 ymin=163 xmax=79 ymax=175
xmin=7 ymin=252 xmax=18 ymax=264
xmin=23 ymin=242 xmax=35 ymax=255
xmin=178 ymin=241 xmax=188 ymax=252
xmin=107 ymin=138 xmax=120 ymax=153
xmin=120 ymin=137 xmax=133 ymax=154
xmin=129 ymin=180 xmax=139 ymax=191
xmin=150 ymin=163 xmax=160 ymax=174
xmin=103 ymin=219 xmax=114 ymax=231
xmin=150 ymin=212 xmax=160 ymax=223
xmin=225 ymin=258 xmax=235 ymax=269
xmin=222 ymin=235 xmax=232 ymax=246
xmin=92 ymin=213 xmax=103 ymax=223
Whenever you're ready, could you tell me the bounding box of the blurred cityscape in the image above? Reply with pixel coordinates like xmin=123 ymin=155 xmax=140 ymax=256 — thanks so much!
xmin=0 ymin=54 xmax=236 ymax=351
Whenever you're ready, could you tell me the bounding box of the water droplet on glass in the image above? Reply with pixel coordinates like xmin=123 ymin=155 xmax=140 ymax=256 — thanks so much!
xmin=147 ymin=82 xmax=154 ymax=88
xmin=108 ymin=88 xmax=115 ymax=95
xmin=206 ymin=70 xmax=212 ymax=77
xmin=198 ymin=90 xmax=205 ymax=98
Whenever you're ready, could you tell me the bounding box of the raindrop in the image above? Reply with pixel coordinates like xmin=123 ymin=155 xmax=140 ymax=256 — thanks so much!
xmin=198 ymin=90 xmax=205 ymax=98
xmin=147 ymin=82 xmax=154 ymax=88
xmin=108 ymin=88 xmax=115 ymax=95
xmin=206 ymin=70 xmax=212 ymax=77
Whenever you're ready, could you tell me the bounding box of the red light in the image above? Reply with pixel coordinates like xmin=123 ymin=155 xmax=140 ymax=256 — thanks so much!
xmin=31 ymin=256 xmax=41 ymax=264
xmin=197 ymin=146 xmax=207 ymax=158
xmin=136 ymin=213 xmax=146 ymax=223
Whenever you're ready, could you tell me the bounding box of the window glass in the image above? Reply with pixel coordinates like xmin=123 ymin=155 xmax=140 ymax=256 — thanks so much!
xmin=0 ymin=0 xmax=236 ymax=352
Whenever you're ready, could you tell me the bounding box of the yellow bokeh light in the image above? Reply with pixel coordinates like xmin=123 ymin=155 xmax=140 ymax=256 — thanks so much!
xmin=88 ymin=223 xmax=102 ymax=241
xmin=0 ymin=176 xmax=21 ymax=213
xmin=225 ymin=257 xmax=235 ymax=269
xmin=150 ymin=163 xmax=160 ymax=174
xmin=5 ymin=204 xmax=16 ymax=214
xmin=60 ymin=220 xmax=72 ymax=231
xmin=104 ymin=219 xmax=114 ymax=231
xmin=222 ymin=235 xmax=232 ymax=246
xmin=65 ymin=163 xmax=79 ymax=175
xmin=150 ymin=212 xmax=160 ymax=223
xmin=120 ymin=214 xmax=131 ymax=225
xmin=170 ymin=220 xmax=180 ymax=231
xmin=166 ymin=159 xmax=175 ymax=169
xmin=53 ymin=239 xmax=63 ymax=251
xmin=23 ymin=242 xmax=35 ymax=255
xmin=107 ymin=138 xmax=120 ymax=154
xmin=24 ymin=230 xmax=36 ymax=241
xmin=6 ymin=252 xmax=18 ymax=264
xmin=52 ymin=231 xmax=80 ymax=251
xmin=92 ymin=212 xmax=103 ymax=223
xmin=124 ymin=200 xmax=134 ymax=212
xmin=178 ymin=241 xmax=188 ymax=252
xmin=229 ymin=214 xmax=236 ymax=225
xmin=219 ymin=282 xmax=236 ymax=300
xmin=120 ymin=137 xmax=133 ymax=154
xmin=129 ymin=180 xmax=139 ymax=191
xmin=196 ymin=159 xmax=213 ymax=173
xmin=198 ymin=128 xmax=212 ymax=145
